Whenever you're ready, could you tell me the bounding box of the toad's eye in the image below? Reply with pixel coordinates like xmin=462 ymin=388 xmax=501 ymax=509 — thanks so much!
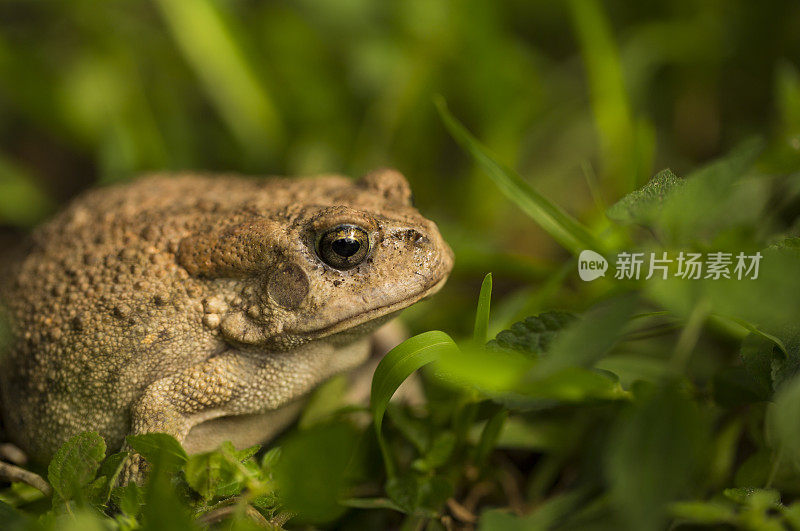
xmin=316 ymin=224 xmax=370 ymax=270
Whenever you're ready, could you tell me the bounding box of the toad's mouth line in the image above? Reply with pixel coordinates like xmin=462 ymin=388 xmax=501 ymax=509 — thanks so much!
xmin=291 ymin=274 xmax=450 ymax=339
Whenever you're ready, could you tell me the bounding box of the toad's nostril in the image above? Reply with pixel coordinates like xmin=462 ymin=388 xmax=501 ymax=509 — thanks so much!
xmin=392 ymin=229 xmax=429 ymax=246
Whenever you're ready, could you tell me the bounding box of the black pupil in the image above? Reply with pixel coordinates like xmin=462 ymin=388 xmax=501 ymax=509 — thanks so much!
xmin=331 ymin=237 xmax=361 ymax=258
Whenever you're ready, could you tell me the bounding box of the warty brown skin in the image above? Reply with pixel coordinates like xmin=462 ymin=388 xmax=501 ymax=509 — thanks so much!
xmin=0 ymin=169 xmax=453 ymax=478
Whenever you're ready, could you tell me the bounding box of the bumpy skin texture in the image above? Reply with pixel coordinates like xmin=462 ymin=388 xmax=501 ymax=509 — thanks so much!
xmin=0 ymin=169 xmax=453 ymax=473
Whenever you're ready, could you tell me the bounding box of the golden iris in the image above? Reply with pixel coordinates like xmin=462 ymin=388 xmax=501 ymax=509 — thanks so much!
xmin=316 ymin=224 xmax=370 ymax=270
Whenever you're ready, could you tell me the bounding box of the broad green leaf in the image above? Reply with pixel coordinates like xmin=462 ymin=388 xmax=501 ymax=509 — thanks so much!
xmin=595 ymin=355 xmax=674 ymax=387
xmin=606 ymin=382 xmax=709 ymax=531
xmin=47 ymin=431 xmax=106 ymax=503
xmin=606 ymin=169 xmax=683 ymax=225
xmin=656 ymin=138 xmax=765 ymax=244
xmin=299 ymin=374 xmax=348 ymax=428
xmin=479 ymin=489 xmax=586 ymax=531
xmin=371 ymin=330 xmax=459 ymax=477
xmin=140 ymin=453 xmax=197 ymax=531
xmin=768 ymin=326 xmax=800 ymax=390
xmin=435 ymin=97 xmax=603 ymax=256
xmin=528 ymin=295 xmax=636 ymax=379
xmin=513 ymin=367 xmax=628 ymax=404
xmin=437 ymin=342 xmax=531 ymax=393
xmin=738 ymin=325 xmax=800 ymax=397
xmin=647 ymin=247 xmax=800 ymax=335
xmin=473 ymin=417 xmax=567 ymax=452
xmin=487 ymin=311 xmax=577 ymax=358
xmin=274 ymin=421 xmax=358 ymax=524
xmin=783 ymin=502 xmax=800 ymax=528
xmin=723 ymin=316 xmax=788 ymax=356
xmin=769 ymin=373 xmax=800 ymax=467
xmin=473 ymin=273 xmax=493 ymax=344
xmin=125 ymin=433 xmax=188 ymax=474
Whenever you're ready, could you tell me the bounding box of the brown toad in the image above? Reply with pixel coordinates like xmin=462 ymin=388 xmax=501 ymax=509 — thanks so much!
xmin=0 ymin=169 xmax=453 ymax=475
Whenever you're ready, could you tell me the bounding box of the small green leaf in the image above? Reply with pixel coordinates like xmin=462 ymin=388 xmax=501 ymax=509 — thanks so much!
xmin=734 ymin=449 xmax=772 ymax=488
xmin=606 ymin=169 xmax=683 ymax=225
xmin=261 ymin=447 xmax=281 ymax=470
xmin=386 ymin=404 xmax=430 ymax=454
xmin=712 ymin=366 xmax=771 ymax=407
xmin=436 ymin=97 xmax=604 ymax=256
xmin=125 ymin=433 xmax=188 ymax=474
xmin=185 ymin=449 xmax=239 ymax=501
xmin=340 ymin=497 xmax=405 ymax=512
xmin=47 ymin=431 xmax=106 ymax=503
xmin=412 ymin=431 xmax=456 ymax=472
xmin=385 ymin=475 xmax=418 ymax=514
xmin=371 ymin=330 xmax=459 ymax=478
xmin=670 ymin=500 xmax=736 ymax=524
xmin=385 ymin=474 xmax=453 ymax=516
xmin=90 ymin=451 xmax=128 ymax=506
xmin=417 ymin=476 xmax=453 ymax=513
xmin=739 ymin=333 xmax=781 ymax=400
xmin=723 ymin=487 xmax=781 ymax=508
xmin=480 ymin=489 xmax=586 ymax=530
xmin=473 ymin=273 xmax=493 ymax=345
xmin=299 ymin=374 xmax=348 ymax=428
xmin=474 ymin=408 xmax=508 ymax=466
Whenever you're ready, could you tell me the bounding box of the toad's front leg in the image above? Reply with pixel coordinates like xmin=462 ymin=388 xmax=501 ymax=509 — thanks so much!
xmin=120 ymin=340 xmax=370 ymax=484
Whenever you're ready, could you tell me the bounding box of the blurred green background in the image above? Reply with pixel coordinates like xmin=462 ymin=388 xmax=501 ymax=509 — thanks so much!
xmin=1 ymin=0 xmax=800 ymax=335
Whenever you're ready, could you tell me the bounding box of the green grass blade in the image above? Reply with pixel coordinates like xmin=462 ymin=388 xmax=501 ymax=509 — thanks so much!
xmin=154 ymin=0 xmax=283 ymax=158
xmin=371 ymin=331 xmax=459 ymax=478
xmin=569 ymin=0 xmax=643 ymax=195
xmin=435 ymin=97 xmax=604 ymax=256
xmin=473 ymin=273 xmax=493 ymax=345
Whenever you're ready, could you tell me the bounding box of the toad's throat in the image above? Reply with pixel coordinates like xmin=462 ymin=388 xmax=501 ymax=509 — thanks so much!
xmin=295 ymin=274 xmax=450 ymax=339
